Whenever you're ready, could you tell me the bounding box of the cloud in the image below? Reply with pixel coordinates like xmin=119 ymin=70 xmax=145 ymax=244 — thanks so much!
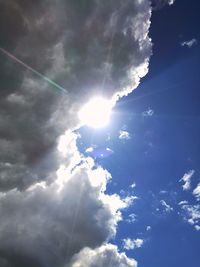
xmin=193 ymin=183 xmax=200 ymax=201
xmin=160 ymin=200 xmax=174 ymax=213
xmin=69 ymin=243 xmax=137 ymax=267
xmin=180 ymin=170 xmax=195 ymax=191
xmin=182 ymin=205 xmax=200 ymax=226
xmin=142 ymin=108 xmax=154 ymax=117
xmin=160 ymin=200 xmax=173 ymax=213
xmin=123 ymin=238 xmax=144 ymax=250
xmin=146 ymin=225 xmax=151 ymax=231
xmin=181 ymin=38 xmax=197 ymax=48
xmin=0 ymin=0 xmax=153 ymax=266
xmin=119 ymin=130 xmax=131 ymax=140
xmin=151 ymin=0 xmax=176 ymax=10
xmin=130 ymin=182 xmax=136 ymax=189
xmin=195 ymin=225 xmax=200 ymax=231
xmin=0 ymin=0 xmax=152 ymax=190
xmin=126 ymin=213 xmax=137 ymax=224
xmin=179 ymin=202 xmax=200 ymax=231
xmin=0 ymin=131 xmax=136 ymax=266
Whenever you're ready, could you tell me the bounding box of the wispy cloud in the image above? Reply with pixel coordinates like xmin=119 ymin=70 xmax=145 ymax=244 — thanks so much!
xmin=119 ymin=130 xmax=131 ymax=140
xmin=130 ymin=182 xmax=136 ymax=189
xmin=180 ymin=170 xmax=195 ymax=191
xmin=193 ymin=183 xmax=200 ymax=201
xmin=146 ymin=226 xmax=151 ymax=231
xmin=142 ymin=108 xmax=154 ymax=117
xmin=152 ymin=0 xmax=176 ymax=10
xmin=179 ymin=202 xmax=200 ymax=229
xmin=181 ymin=38 xmax=197 ymax=48
xmin=160 ymin=200 xmax=173 ymax=213
xmin=123 ymin=238 xmax=144 ymax=250
xmin=126 ymin=213 xmax=137 ymax=224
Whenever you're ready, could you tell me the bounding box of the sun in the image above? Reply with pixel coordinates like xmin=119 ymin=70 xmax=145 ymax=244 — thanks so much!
xmin=78 ymin=96 xmax=114 ymax=128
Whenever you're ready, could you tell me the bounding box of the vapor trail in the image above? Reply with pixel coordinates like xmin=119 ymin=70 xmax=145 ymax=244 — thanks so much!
xmin=0 ymin=47 xmax=67 ymax=93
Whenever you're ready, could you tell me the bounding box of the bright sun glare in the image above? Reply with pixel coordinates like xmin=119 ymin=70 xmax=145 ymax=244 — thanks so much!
xmin=78 ymin=96 xmax=114 ymax=128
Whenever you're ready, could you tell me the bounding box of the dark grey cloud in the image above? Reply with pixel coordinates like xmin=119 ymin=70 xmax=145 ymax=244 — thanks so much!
xmin=0 ymin=0 xmax=152 ymax=266
xmin=0 ymin=0 xmax=151 ymax=190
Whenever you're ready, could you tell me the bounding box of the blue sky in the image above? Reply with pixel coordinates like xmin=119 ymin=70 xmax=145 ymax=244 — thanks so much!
xmin=78 ymin=1 xmax=200 ymax=266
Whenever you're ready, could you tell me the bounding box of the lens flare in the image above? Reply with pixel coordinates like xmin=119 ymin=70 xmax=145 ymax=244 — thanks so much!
xmin=0 ymin=47 xmax=66 ymax=93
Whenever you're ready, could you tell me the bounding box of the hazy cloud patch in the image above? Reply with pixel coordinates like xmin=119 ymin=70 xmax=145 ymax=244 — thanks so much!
xmin=181 ymin=38 xmax=197 ymax=48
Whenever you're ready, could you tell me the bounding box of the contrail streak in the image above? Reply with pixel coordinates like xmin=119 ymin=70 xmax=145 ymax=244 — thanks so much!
xmin=0 ymin=47 xmax=67 ymax=93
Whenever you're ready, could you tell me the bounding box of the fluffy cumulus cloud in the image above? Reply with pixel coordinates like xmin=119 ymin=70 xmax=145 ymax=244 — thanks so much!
xmin=0 ymin=0 xmax=153 ymax=266
xmin=68 ymin=244 xmax=137 ymax=267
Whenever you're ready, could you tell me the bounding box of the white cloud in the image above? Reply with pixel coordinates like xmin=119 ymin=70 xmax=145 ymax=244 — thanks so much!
xmin=195 ymin=225 xmax=200 ymax=231
xmin=180 ymin=170 xmax=195 ymax=191
xmin=180 ymin=203 xmax=200 ymax=230
xmin=126 ymin=213 xmax=137 ymax=224
xmin=119 ymin=130 xmax=131 ymax=140
xmin=69 ymin=244 xmax=137 ymax=267
xmin=130 ymin=182 xmax=136 ymax=189
xmin=0 ymin=0 xmax=153 ymax=266
xmin=142 ymin=108 xmax=154 ymax=117
xmin=181 ymin=38 xmax=197 ymax=48
xmin=193 ymin=183 xmax=200 ymax=201
xmin=160 ymin=200 xmax=173 ymax=213
xmin=0 ymin=134 xmax=134 ymax=266
xmin=159 ymin=190 xmax=168 ymax=194
xmin=168 ymin=0 xmax=175 ymax=5
xmin=123 ymin=238 xmax=144 ymax=250
xmin=152 ymin=0 xmax=176 ymax=10
xmin=179 ymin=200 xmax=188 ymax=205
xmin=146 ymin=226 xmax=151 ymax=231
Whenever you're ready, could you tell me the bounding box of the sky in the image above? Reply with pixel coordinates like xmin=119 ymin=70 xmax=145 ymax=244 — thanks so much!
xmin=0 ymin=1 xmax=199 ymax=267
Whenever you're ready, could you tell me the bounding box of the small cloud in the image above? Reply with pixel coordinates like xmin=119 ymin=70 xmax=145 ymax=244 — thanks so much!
xmin=146 ymin=226 xmax=151 ymax=231
xmin=119 ymin=130 xmax=131 ymax=140
xmin=180 ymin=170 xmax=195 ymax=191
xmin=168 ymin=0 xmax=175 ymax=4
xmin=142 ymin=108 xmax=154 ymax=117
xmin=181 ymin=204 xmax=200 ymax=229
xmin=126 ymin=213 xmax=137 ymax=224
xmin=160 ymin=200 xmax=173 ymax=213
xmin=179 ymin=200 xmax=188 ymax=206
xmin=159 ymin=190 xmax=168 ymax=194
xmin=130 ymin=182 xmax=136 ymax=189
xmin=181 ymin=38 xmax=197 ymax=48
xmin=152 ymin=0 xmax=176 ymax=10
xmin=123 ymin=238 xmax=144 ymax=250
xmin=85 ymin=147 xmax=94 ymax=153
xmin=193 ymin=183 xmax=200 ymax=201
xmin=85 ymin=146 xmax=114 ymax=159
xmin=195 ymin=225 xmax=200 ymax=231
